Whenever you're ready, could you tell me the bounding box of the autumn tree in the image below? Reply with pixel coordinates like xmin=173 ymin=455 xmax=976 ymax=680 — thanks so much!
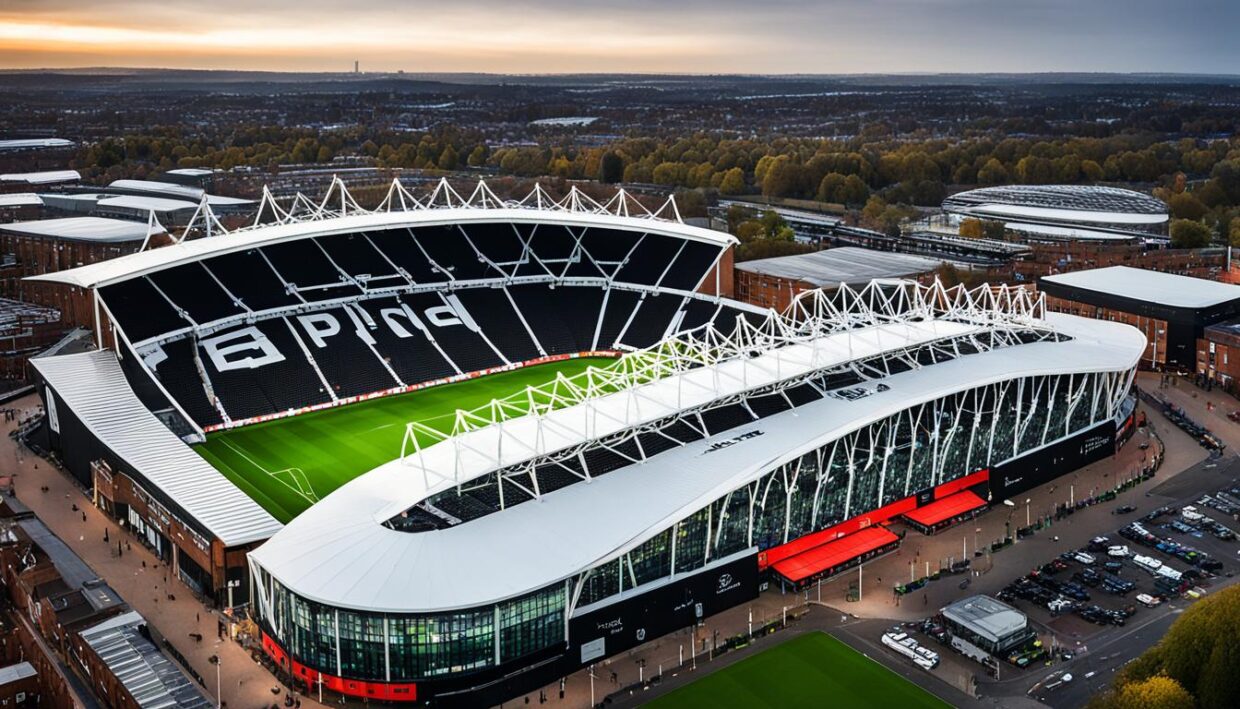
xmin=1170 ymin=218 xmax=1212 ymax=249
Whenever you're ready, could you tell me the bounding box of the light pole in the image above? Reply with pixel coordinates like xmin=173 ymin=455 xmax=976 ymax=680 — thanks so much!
xmin=589 ymin=664 xmax=595 ymax=707
xmin=1025 ymin=498 xmax=1031 ymax=527
xmin=208 ymin=655 xmax=220 ymax=709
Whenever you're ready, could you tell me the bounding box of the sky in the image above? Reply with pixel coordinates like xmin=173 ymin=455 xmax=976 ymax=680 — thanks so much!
xmin=0 ymin=0 xmax=1237 ymax=75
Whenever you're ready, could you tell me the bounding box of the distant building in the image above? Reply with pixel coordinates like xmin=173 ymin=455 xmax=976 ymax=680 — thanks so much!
xmin=1041 ymin=265 xmax=1240 ymax=370
xmin=0 ymin=216 xmax=163 ymax=327
xmin=734 ymin=246 xmax=942 ymax=310
xmin=942 ymin=184 xmax=1169 ymax=240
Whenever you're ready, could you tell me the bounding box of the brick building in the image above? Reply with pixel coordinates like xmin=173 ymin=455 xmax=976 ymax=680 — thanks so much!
xmin=1041 ymin=266 xmax=1240 ymax=370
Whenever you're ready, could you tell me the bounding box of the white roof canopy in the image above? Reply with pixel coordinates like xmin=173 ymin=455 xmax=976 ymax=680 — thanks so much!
xmin=34 ymin=350 xmax=282 ymax=546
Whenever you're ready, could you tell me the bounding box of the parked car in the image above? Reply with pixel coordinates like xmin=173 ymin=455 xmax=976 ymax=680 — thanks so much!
xmin=1114 ymin=505 xmax=1136 ymax=515
xmin=1073 ymin=551 xmax=1097 ymax=565
xmin=1108 ymin=545 xmax=1129 ymax=558
xmin=1136 ymin=593 xmax=1161 ymax=608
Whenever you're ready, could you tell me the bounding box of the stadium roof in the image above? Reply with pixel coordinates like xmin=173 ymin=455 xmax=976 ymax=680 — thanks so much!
xmin=943 ymin=185 xmax=1168 ymax=224
xmin=97 ymin=195 xmax=200 ymax=214
xmin=0 ymin=193 xmax=41 ymax=208
xmin=1041 ymin=266 xmax=1240 ymax=309
xmin=250 ymin=301 xmax=1144 ymax=613
xmin=0 ymin=138 xmax=73 ymax=151
xmin=0 ymin=216 xmax=156 ymax=243
xmin=32 ymin=350 xmax=282 ymax=547
xmin=0 ymin=169 xmax=80 ymax=185
xmin=734 ymin=246 xmax=941 ymax=288
xmin=29 ymin=179 xmax=735 ymax=289
xmin=165 ymin=168 xmax=214 ymax=177
xmin=80 ymin=611 xmax=214 ymax=709
xmin=1001 ymin=221 xmax=1140 ymax=242
xmin=942 ymin=595 xmax=1027 ymax=644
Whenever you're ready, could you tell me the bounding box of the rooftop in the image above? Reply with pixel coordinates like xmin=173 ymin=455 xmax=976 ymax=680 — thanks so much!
xmin=735 ymin=246 xmax=942 ymax=288
xmin=79 ymin=611 xmax=214 ymax=709
xmin=0 ymin=169 xmax=81 ymax=185
xmin=944 ymin=184 xmax=1168 ymax=219
xmin=0 ymin=193 xmax=41 ymax=208
xmin=0 ymin=662 xmax=36 ymax=686
xmin=0 ymin=138 xmax=73 ymax=151
xmin=941 ymin=594 xmax=1027 ymax=643
xmin=96 ymin=195 xmax=200 ymax=214
xmin=0 ymin=216 xmax=157 ymax=243
xmin=1041 ymin=266 xmax=1240 ymax=309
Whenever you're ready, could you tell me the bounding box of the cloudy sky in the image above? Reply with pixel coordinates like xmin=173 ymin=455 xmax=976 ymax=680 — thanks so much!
xmin=1 ymin=0 xmax=1236 ymax=74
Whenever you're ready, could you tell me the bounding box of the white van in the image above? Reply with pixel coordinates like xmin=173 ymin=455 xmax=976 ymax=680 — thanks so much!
xmin=1107 ymin=545 xmax=1129 ymax=558
xmin=1180 ymin=506 xmax=1205 ymax=523
xmin=1133 ymin=554 xmax=1163 ymax=574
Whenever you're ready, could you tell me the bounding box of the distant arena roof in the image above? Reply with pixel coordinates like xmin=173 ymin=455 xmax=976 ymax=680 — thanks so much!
xmin=0 ymin=216 xmax=157 ymax=244
xmin=943 ymin=185 xmax=1168 ymax=227
xmin=1041 ymin=266 xmax=1240 ymax=310
xmin=941 ymin=595 xmax=1027 ymax=645
xmin=735 ymin=246 xmax=942 ymax=289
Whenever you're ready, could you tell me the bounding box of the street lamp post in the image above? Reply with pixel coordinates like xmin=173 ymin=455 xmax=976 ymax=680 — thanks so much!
xmin=208 ymin=655 xmax=221 ymax=709
xmin=1025 ymin=498 xmax=1031 ymax=527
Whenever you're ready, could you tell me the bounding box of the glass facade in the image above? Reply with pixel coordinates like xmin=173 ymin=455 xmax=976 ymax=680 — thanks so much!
xmin=576 ymin=369 xmax=1129 ymax=610
xmin=261 ymin=577 xmax=566 ymax=682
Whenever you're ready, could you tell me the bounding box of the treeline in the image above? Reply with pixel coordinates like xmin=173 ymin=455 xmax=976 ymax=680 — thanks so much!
xmin=1088 ymin=584 xmax=1240 ymax=709
xmin=71 ymin=125 xmax=1240 ymax=244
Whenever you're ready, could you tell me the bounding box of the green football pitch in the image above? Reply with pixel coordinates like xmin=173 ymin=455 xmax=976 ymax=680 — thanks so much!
xmin=647 ymin=632 xmax=951 ymax=709
xmin=195 ymin=357 xmax=613 ymax=523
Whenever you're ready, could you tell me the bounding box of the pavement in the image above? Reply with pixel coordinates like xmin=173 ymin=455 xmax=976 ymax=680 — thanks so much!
xmin=0 ymin=394 xmax=324 ymax=709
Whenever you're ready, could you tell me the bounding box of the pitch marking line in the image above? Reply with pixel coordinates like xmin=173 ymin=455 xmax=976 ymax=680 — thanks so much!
xmin=219 ymin=438 xmax=320 ymax=505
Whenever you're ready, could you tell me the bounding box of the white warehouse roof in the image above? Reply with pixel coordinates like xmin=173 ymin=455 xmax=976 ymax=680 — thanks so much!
xmin=0 ymin=216 xmax=157 ymax=243
xmin=0 ymin=169 xmax=81 ymax=185
xmin=735 ymin=246 xmax=942 ymax=288
xmin=1042 ymin=266 xmax=1240 ymax=309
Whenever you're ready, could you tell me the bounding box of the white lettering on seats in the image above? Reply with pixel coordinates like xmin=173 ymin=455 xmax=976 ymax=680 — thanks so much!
xmin=424 ymin=304 xmax=463 ymax=328
xmin=379 ymin=303 xmax=428 ymax=338
xmin=202 ymin=326 xmax=286 ymax=371
xmin=297 ymin=312 xmax=341 ymax=348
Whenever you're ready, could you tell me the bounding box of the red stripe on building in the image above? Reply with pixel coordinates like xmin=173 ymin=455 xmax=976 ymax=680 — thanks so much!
xmin=261 ymin=632 xmax=418 ymax=702
xmin=932 ymin=469 xmax=990 ymax=500
xmin=770 ymin=526 xmax=901 ymax=584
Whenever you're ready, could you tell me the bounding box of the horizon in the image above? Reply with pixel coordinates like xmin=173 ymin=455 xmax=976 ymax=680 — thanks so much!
xmin=2 ymin=0 xmax=1237 ymax=75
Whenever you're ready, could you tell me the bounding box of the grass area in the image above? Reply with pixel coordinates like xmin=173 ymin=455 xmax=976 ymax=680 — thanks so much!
xmin=195 ymin=357 xmax=612 ymax=523
xmin=647 ymin=632 xmax=951 ymax=709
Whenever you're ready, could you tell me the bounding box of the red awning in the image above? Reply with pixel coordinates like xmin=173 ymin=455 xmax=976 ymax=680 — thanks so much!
xmin=902 ymin=490 xmax=987 ymax=527
xmin=771 ymin=525 xmax=900 ymax=584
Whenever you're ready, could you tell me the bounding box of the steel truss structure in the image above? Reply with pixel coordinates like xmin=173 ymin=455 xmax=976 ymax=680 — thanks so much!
xmin=396 ymin=279 xmax=1063 ymax=522
xmin=162 ymin=176 xmax=686 ymax=245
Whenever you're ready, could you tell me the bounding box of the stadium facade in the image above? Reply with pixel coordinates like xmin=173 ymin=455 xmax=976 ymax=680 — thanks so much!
xmin=245 ymin=285 xmax=1142 ymax=704
xmin=24 ymin=180 xmax=1147 ymax=705
xmin=942 ymin=184 xmax=1169 ymax=241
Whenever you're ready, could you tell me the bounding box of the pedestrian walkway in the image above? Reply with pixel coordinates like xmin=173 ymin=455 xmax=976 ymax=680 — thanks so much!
xmin=0 ymin=394 xmax=325 ymax=709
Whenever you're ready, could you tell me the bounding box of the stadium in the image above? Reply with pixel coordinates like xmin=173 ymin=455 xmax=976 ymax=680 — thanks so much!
xmin=941 ymin=184 xmax=1169 ymax=241
xmin=26 ymin=180 xmax=1145 ymax=705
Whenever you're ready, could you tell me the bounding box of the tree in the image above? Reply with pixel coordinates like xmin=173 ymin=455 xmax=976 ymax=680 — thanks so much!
xmin=467 ymin=145 xmax=488 ymax=167
xmin=1090 ymin=676 xmax=1194 ymax=709
xmin=977 ymin=158 xmax=1009 ymax=185
xmin=437 ymin=145 xmax=458 ymax=171
xmin=1170 ymin=219 xmax=1212 ymax=249
xmin=1230 ymin=217 xmax=1240 ymax=248
xmin=718 ymin=167 xmax=746 ymax=195
xmin=959 ymin=218 xmax=985 ymax=238
xmin=599 ymin=151 xmax=624 ymax=183
xmin=1167 ymin=192 xmax=1207 ymax=221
